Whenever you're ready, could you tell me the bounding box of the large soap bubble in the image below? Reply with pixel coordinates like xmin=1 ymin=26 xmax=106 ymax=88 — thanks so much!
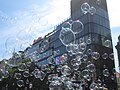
xmin=71 ymin=20 xmax=84 ymax=34
xmin=81 ymin=2 xmax=90 ymax=14
xmin=59 ymin=29 xmax=75 ymax=46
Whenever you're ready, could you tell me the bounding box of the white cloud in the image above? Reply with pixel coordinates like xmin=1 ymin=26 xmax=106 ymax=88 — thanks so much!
xmin=107 ymin=0 xmax=120 ymax=27
xmin=0 ymin=0 xmax=71 ymax=60
xmin=107 ymin=0 xmax=120 ymax=71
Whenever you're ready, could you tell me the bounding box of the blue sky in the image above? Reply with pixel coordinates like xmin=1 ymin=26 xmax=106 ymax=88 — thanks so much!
xmin=0 ymin=0 xmax=120 ymax=71
xmin=0 ymin=0 xmax=70 ymax=59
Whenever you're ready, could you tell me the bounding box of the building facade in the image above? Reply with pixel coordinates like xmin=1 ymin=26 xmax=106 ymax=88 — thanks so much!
xmin=116 ymin=35 xmax=120 ymax=67
xmin=26 ymin=0 xmax=118 ymax=89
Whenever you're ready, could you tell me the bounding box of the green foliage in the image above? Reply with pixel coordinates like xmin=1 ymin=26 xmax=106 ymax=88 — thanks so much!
xmin=8 ymin=67 xmax=18 ymax=76
xmin=21 ymin=58 xmax=31 ymax=63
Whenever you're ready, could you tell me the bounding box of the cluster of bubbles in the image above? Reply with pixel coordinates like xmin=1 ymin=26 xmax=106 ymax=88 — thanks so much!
xmin=48 ymin=58 xmax=115 ymax=90
xmin=57 ymin=19 xmax=116 ymax=89
xmin=0 ymin=0 xmax=116 ymax=89
xmin=0 ymin=16 xmax=114 ymax=89
xmin=59 ymin=20 xmax=84 ymax=57
xmin=0 ymin=52 xmax=116 ymax=90
xmin=81 ymin=2 xmax=96 ymax=15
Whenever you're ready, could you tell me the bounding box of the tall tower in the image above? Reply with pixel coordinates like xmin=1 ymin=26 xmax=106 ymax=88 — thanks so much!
xmin=71 ymin=0 xmax=117 ymax=89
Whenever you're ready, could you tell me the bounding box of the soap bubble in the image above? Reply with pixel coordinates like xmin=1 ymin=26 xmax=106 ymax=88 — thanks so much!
xmin=71 ymin=20 xmax=84 ymax=34
xmin=87 ymin=48 xmax=92 ymax=55
xmin=104 ymin=40 xmax=111 ymax=47
xmin=82 ymin=54 xmax=88 ymax=62
xmin=96 ymin=0 xmax=101 ymax=5
xmin=23 ymin=71 xmax=30 ymax=78
xmin=29 ymin=82 xmax=33 ymax=89
xmin=68 ymin=51 xmax=73 ymax=56
xmin=111 ymin=75 xmax=115 ymax=80
xmin=70 ymin=44 xmax=79 ymax=55
xmin=61 ymin=65 xmax=71 ymax=76
xmin=92 ymin=52 xmax=100 ymax=60
xmin=81 ymin=2 xmax=90 ymax=14
xmin=70 ymin=58 xmax=77 ymax=66
xmin=89 ymin=6 xmax=96 ymax=15
xmin=78 ymin=42 xmax=86 ymax=53
xmin=17 ymin=29 xmax=32 ymax=44
xmin=75 ymin=52 xmax=83 ymax=59
xmin=60 ymin=54 xmax=68 ymax=64
xmin=62 ymin=22 xmax=71 ymax=30
xmin=56 ymin=50 xmax=60 ymax=55
xmin=97 ymin=79 xmax=102 ymax=85
xmin=71 ymin=57 xmax=81 ymax=66
xmin=40 ymin=71 xmax=46 ymax=81
xmin=82 ymin=69 xmax=90 ymax=78
xmin=49 ymin=79 xmax=63 ymax=90
xmin=33 ymin=69 xmax=40 ymax=78
xmin=14 ymin=73 xmax=22 ymax=80
xmin=103 ymin=69 xmax=110 ymax=77
xmin=79 ymin=37 xmax=84 ymax=43
xmin=5 ymin=37 xmax=19 ymax=53
xmin=17 ymin=80 xmax=24 ymax=87
xmin=48 ymin=74 xmax=55 ymax=82
xmin=26 ymin=79 xmax=29 ymax=84
xmin=86 ymin=37 xmax=92 ymax=44
xmin=18 ymin=63 xmax=27 ymax=71
xmin=59 ymin=29 xmax=75 ymax=46
xmin=102 ymin=53 xmax=108 ymax=59
xmin=72 ymin=65 xmax=79 ymax=71
xmin=109 ymin=53 xmax=114 ymax=60
xmin=87 ymin=63 xmax=95 ymax=73
xmin=2 ymin=70 xmax=9 ymax=78
xmin=66 ymin=44 xmax=72 ymax=52
xmin=39 ymin=39 xmax=49 ymax=52
xmin=65 ymin=81 xmax=74 ymax=90
xmin=89 ymin=82 xmax=97 ymax=90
